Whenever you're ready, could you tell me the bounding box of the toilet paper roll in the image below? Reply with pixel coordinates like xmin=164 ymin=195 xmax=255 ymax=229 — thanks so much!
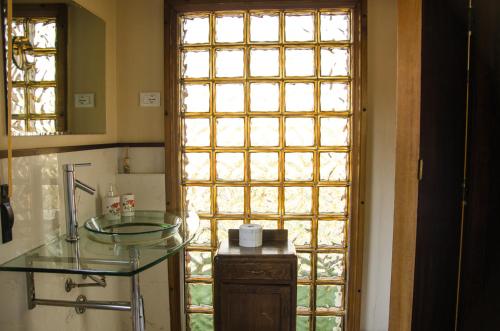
xmin=239 ymin=224 xmax=263 ymax=247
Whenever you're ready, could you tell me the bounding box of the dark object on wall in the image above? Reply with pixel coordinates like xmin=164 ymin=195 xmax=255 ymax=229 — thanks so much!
xmin=214 ymin=229 xmax=297 ymax=331
xmin=0 ymin=184 xmax=14 ymax=243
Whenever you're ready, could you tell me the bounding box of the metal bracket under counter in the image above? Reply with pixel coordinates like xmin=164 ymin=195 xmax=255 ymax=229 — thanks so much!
xmin=26 ymin=270 xmax=145 ymax=331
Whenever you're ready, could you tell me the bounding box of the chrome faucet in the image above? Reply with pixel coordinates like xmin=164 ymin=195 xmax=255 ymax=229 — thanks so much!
xmin=63 ymin=163 xmax=96 ymax=242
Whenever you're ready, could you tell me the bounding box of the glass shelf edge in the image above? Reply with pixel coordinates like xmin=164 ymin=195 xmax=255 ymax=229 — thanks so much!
xmin=0 ymin=211 xmax=197 ymax=276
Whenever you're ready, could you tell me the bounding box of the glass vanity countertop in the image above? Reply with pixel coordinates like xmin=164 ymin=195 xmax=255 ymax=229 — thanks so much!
xmin=0 ymin=211 xmax=199 ymax=276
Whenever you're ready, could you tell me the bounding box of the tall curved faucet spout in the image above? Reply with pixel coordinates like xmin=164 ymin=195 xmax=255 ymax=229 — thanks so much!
xmin=63 ymin=163 xmax=94 ymax=242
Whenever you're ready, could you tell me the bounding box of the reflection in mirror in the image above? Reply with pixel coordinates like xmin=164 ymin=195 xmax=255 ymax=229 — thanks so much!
xmin=2 ymin=0 xmax=105 ymax=136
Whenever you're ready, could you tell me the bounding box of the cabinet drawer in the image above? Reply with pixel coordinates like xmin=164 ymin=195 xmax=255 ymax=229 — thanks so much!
xmin=217 ymin=262 xmax=292 ymax=281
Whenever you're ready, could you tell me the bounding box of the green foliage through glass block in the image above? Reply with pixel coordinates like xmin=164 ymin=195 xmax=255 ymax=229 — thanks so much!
xmin=316 ymin=285 xmax=343 ymax=310
xmin=316 ymin=252 xmax=345 ymax=280
xmin=316 ymin=315 xmax=343 ymax=331
xmin=297 ymin=253 xmax=312 ymax=279
xmin=188 ymin=283 xmax=213 ymax=308
xmin=186 ymin=251 xmax=212 ymax=278
xmin=296 ymin=315 xmax=310 ymax=331
xmin=297 ymin=285 xmax=310 ymax=309
xmin=189 ymin=313 xmax=214 ymax=331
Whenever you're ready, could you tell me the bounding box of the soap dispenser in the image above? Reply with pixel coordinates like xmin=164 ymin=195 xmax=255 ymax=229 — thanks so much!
xmin=0 ymin=184 xmax=14 ymax=243
xmin=103 ymin=184 xmax=120 ymax=220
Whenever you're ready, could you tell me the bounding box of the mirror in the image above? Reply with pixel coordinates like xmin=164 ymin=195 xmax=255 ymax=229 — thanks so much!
xmin=1 ymin=0 xmax=105 ymax=136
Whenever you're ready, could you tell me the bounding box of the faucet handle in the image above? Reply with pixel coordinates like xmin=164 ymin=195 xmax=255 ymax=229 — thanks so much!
xmin=63 ymin=163 xmax=92 ymax=172
xmin=75 ymin=163 xmax=91 ymax=167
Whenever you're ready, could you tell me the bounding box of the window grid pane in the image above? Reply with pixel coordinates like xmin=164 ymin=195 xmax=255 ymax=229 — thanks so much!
xmin=10 ymin=17 xmax=58 ymax=136
xmin=180 ymin=9 xmax=353 ymax=331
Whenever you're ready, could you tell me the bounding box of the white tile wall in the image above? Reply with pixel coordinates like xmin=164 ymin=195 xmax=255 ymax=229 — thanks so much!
xmin=116 ymin=173 xmax=166 ymax=210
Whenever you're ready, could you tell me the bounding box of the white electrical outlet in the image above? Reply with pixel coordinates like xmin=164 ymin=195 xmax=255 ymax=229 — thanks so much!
xmin=140 ymin=92 xmax=161 ymax=107
xmin=74 ymin=93 xmax=95 ymax=108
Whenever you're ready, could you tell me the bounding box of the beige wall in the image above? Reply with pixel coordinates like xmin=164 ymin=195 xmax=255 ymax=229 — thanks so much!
xmin=361 ymin=0 xmax=397 ymax=330
xmin=0 ymin=0 xmax=118 ymax=150
xmin=116 ymin=0 xmax=164 ymax=143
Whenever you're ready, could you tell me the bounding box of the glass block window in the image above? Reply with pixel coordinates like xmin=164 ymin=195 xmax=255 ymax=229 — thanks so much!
xmin=180 ymin=9 xmax=353 ymax=331
xmin=7 ymin=5 xmax=66 ymax=136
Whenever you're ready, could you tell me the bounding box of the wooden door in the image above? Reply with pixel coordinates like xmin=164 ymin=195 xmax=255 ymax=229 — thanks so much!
xmin=394 ymin=0 xmax=500 ymax=329
xmin=411 ymin=0 xmax=469 ymax=329
xmin=457 ymin=1 xmax=500 ymax=329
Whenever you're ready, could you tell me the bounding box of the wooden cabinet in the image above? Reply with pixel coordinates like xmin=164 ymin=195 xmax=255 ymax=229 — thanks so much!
xmin=214 ymin=230 xmax=297 ymax=331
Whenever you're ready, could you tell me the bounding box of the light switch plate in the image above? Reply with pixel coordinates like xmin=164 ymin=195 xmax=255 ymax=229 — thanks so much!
xmin=74 ymin=93 xmax=95 ymax=108
xmin=140 ymin=92 xmax=161 ymax=107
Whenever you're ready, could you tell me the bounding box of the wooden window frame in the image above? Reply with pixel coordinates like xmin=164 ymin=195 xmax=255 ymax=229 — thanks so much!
xmin=164 ymin=1 xmax=366 ymax=330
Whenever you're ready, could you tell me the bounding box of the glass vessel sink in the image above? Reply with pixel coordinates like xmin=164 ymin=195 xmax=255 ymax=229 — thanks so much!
xmin=84 ymin=210 xmax=181 ymax=245
xmin=0 ymin=211 xmax=199 ymax=276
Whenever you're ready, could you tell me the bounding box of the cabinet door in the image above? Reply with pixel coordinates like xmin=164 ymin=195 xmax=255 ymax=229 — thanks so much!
xmin=218 ymin=284 xmax=291 ymax=331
